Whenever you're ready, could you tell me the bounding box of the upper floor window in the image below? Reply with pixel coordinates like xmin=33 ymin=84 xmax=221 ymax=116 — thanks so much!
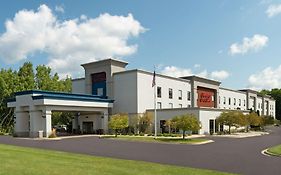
xmin=187 ymin=91 xmax=191 ymax=101
xmin=229 ymin=98 xmax=231 ymax=105
xmin=169 ymin=88 xmax=173 ymax=99
xmin=178 ymin=90 xmax=182 ymax=100
xmin=157 ymin=87 xmax=161 ymax=98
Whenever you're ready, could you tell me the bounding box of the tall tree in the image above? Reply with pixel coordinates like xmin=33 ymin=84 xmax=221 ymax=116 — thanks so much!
xmin=0 ymin=62 xmax=72 ymax=132
xmin=260 ymin=88 xmax=281 ymax=121
xmin=18 ymin=62 xmax=35 ymax=91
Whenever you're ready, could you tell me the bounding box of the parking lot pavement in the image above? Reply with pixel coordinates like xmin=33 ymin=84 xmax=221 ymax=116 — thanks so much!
xmin=0 ymin=126 xmax=281 ymax=175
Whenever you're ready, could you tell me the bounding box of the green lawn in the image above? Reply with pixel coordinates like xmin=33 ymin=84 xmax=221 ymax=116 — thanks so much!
xmin=0 ymin=144 xmax=233 ymax=175
xmin=267 ymin=144 xmax=281 ymax=156
xmin=101 ymin=135 xmax=210 ymax=144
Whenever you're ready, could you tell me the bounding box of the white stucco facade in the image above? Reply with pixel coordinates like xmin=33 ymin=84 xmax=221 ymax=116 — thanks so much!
xmin=8 ymin=58 xmax=276 ymax=137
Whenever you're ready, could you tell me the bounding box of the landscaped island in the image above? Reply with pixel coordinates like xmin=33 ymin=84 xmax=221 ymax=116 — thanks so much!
xmin=267 ymin=144 xmax=281 ymax=156
xmin=0 ymin=144 xmax=232 ymax=175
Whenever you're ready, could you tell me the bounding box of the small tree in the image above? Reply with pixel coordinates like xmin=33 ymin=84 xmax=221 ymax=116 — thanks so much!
xmin=109 ymin=113 xmax=128 ymax=137
xmin=246 ymin=112 xmax=262 ymax=130
xmin=217 ymin=111 xmax=242 ymax=134
xmin=129 ymin=114 xmax=141 ymax=134
xmin=164 ymin=119 xmax=172 ymax=134
xmin=172 ymin=114 xmax=201 ymax=139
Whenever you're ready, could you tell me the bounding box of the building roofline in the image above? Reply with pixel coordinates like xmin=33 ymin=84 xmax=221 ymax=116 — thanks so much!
xmin=239 ymin=89 xmax=259 ymax=94
xmin=14 ymin=90 xmax=112 ymax=101
xmin=113 ymin=69 xmax=191 ymax=83
xmin=219 ymin=87 xmax=247 ymax=94
xmin=32 ymin=94 xmax=114 ymax=103
xmin=72 ymin=77 xmax=85 ymax=81
xmin=81 ymin=58 xmax=128 ymax=67
xmin=180 ymin=75 xmax=221 ymax=86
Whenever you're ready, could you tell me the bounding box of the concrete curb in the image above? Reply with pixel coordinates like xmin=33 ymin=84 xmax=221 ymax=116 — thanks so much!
xmin=261 ymin=149 xmax=281 ymax=157
xmin=212 ymin=132 xmax=269 ymax=138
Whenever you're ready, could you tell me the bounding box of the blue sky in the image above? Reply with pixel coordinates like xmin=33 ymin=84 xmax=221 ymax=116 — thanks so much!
xmin=0 ymin=0 xmax=281 ymax=90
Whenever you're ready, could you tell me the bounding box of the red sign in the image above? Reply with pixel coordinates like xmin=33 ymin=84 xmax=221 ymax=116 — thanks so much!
xmin=197 ymin=87 xmax=215 ymax=108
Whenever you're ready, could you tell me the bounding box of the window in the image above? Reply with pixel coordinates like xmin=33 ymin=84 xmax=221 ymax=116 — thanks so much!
xmin=157 ymin=87 xmax=161 ymax=98
xmin=234 ymin=98 xmax=236 ymax=105
xmin=97 ymin=88 xmax=103 ymax=96
xmin=187 ymin=91 xmax=191 ymax=101
xmin=223 ymin=97 xmax=226 ymax=104
xmin=188 ymin=104 xmax=191 ymax=108
xmin=169 ymin=103 xmax=173 ymax=108
xmin=169 ymin=88 xmax=173 ymax=99
xmin=244 ymin=100 xmax=246 ymax=106
xmin=178 ymin=90 xmax=182 ymax=100
xmin=179 ymin=104 xmax=183 ymax=108
xmin=219 ymin=96 xmax=220 ymax=104
xmin=157 ymin=102 xmax=162 ymax=109
xmin=239 ymin=99 xmax=241 ymax=106
xmin=229 ymin=98 xmax=231 ymax=105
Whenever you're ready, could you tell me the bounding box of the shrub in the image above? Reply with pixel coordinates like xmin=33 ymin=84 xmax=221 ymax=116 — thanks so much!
xmin=48 ymin=129 xmax=57 ymax=138
xmin=48 ymin=132 xmax=57 ymax=138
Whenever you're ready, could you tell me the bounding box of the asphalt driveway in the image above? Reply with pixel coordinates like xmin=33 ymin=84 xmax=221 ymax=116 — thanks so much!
xmin=0 ymin=126 xmax=280 ymax=175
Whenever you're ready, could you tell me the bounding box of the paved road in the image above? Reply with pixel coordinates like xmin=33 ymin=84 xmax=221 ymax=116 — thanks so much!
xmin=0 ymin=126 xmax=281 ymax=175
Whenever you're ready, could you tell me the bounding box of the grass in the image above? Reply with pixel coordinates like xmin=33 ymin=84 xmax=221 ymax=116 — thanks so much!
xmin=267 ymin=144 xmax=281 ymax=156
xmin=0 ymin=144 xmax=233 ymax=175
xmin=100 ymin=135 xmax=210 ymax=144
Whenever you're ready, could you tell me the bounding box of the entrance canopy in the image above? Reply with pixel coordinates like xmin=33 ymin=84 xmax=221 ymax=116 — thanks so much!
xmin=8 ymin=90 xmax=113 ymax=138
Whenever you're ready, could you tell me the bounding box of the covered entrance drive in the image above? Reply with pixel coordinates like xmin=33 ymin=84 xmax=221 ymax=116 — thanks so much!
xmin=7 ymin=90 xmax=113 ymax=138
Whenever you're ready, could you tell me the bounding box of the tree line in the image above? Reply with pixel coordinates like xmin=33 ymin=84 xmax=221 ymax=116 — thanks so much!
xmin=0 ymin=62 xmax=72 ymax=133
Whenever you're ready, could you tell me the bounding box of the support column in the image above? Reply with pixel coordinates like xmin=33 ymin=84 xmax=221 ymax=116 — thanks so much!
xmin=14 ymin=111 xmax=29 ymax=137
xmin=29 ymin=110 xmax=43 ymax=138
xmin=103 ymin=110 xmax=109 ymax=134
xmin=43 ymin=110 xmax=52 ymax=137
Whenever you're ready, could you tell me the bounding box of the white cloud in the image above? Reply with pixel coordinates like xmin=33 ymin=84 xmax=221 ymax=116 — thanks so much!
xmin=229 ymin=34 xmax=268 ymax=55
xmin=194 ymin=64 xmax=201 ymax=68
xmin=248 ymin=65 xmax=281 ymax=90
xmin=160 ymin=65 xmax=229 ymax=81
xmin=210 ymin=70 xmax=229 ymax=80
xmin=0 ymin=4 xmax=146 ymax=77
xmin=266 ymin=4 xmax=281 ymax=18
xmin=161 ymin=66 xmax=193 ymax=78
xmin=55 ymin=5 xmax=64 ymax=13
